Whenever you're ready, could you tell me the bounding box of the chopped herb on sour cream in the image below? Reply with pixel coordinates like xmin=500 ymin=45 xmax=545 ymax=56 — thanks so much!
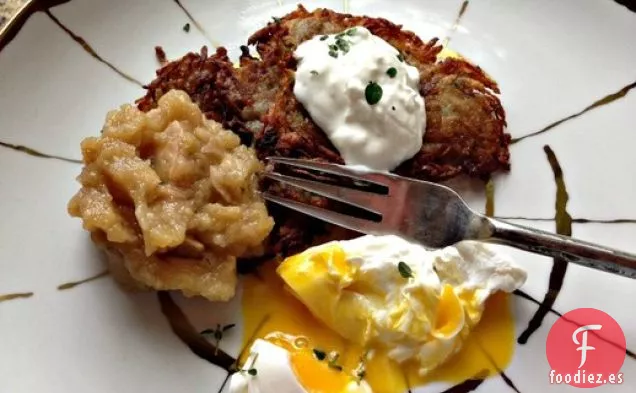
xmin=365 ymin=82 xmax=383 ymax=105
xmin=293 ymin=26 xmax=426 ymax=171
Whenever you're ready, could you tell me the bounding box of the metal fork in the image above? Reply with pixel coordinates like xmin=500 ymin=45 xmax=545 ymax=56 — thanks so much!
xmin=263 ymin=157 xmax=636 ymax=280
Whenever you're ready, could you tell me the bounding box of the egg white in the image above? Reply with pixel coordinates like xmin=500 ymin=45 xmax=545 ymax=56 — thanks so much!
xmin=229 ymin=339 xmax=373 ymax=393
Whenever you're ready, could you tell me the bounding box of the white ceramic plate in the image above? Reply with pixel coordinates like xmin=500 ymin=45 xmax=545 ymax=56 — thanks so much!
xmin=1 ymin=1 xmax=635 ymax=392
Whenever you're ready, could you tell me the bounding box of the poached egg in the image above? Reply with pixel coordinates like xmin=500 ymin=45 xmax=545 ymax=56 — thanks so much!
xmin=240 ymin=235 xmax=526 ymax=393
xmin=277 ymin=235 xmax=527 ymax=374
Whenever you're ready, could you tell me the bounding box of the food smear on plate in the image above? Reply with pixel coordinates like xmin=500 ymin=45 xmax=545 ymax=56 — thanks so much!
xmin=68 ymin=90 xmax=273 ymax=301
xmin=293 ymin=27 xmax=426 ymax=171
xmin=239 ymin=235 xmax=527 ymax=392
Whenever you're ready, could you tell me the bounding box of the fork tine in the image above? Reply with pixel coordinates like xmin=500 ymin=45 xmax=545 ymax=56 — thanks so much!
xmin=263 ymin=193 xmax=389 ymax=236
xmin=264 ymin=172 xmax=383 ymax=214
xmin=267 ymin=157 xmax=389 ymax=188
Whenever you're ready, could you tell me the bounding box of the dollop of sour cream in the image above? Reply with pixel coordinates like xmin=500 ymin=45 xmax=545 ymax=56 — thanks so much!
xmin=293 ymin=27 xmax=426 ymax=171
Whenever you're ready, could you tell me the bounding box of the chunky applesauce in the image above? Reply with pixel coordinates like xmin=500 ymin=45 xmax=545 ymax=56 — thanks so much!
xmin=68 ymin=90 xmax=273 ymax=301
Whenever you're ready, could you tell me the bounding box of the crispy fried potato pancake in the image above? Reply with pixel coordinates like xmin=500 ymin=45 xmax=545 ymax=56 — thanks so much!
xmin=247 ymin=6 xmax=509 ymax=178
xmin=137 ymin=5 xmax=510 ymax=257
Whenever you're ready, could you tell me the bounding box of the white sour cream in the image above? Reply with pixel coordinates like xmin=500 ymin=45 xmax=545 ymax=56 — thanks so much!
xmin=293 ymin=27 xmax=426 ymax=171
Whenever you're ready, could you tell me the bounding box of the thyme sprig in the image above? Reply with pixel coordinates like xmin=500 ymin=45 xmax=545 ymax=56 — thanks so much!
xmin=200 ymin=323 xmax=236 ymax=355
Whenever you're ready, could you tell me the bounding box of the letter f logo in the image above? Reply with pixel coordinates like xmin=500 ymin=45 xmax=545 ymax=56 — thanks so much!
xmin=572 ymin=324 xmax=602 ymax=368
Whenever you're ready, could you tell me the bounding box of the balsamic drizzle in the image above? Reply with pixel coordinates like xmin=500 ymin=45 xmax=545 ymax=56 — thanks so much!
xmin=517 ymin=145 xmax=571 ymax=344
xmin=157 ymin=291 xmax=235 ymax=371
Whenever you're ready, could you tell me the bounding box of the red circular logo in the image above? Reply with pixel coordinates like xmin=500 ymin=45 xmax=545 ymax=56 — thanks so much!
xmin=546 ymin=308 xmax=626 ymax=388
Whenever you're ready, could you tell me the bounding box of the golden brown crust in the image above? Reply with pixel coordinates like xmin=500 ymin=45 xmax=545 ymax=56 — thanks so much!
xmin=396 ymin=58 xmax=510 ymax=179
xmin=247 ymin=5 xmax=441 ymax=71
xmin=137 ymin=5 xmax=510 ymax=256
xmin=136 ymin=47 xmax=255 ymax=145
xmin=247 ymin=5 xmax=508 ymax=181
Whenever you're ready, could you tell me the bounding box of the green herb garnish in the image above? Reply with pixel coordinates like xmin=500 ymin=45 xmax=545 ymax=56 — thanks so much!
xmin=365 ymin=82 xmax=383 ymax=105
xmin=200 ymin=323 xmax=235 ymax=355
xmin=238 ymin=352 xmax=260 ymax=377
xmin=397 ymin=53 xmax=405 ymax=62
xmin=335 ymin=32 xmax=345 ymax=39
xmin=326 ymin=351 xmax=343 ymax=371
xmin=272 ymin=16 xmax=281 ymax=23
xmin=397 ymin=261 xmax=413 ymax=278
xmin=386 ymin=67 xmax=397 ymax=78
xmin=329 ymin=50 xmax=338 ymax=58
xmin=320 ymin=35 xmax=328 ymax=41
xmin=346 ymin=28 xmax=357 ymax=36
xmin=182 ymin=23 xmax=191 ymax=33
xmin=310 ymin=70 xmax=319 ymax=76
xmin=313 ymin=348 xmax=327 ymax=361
xmin=335 ymin=38 xmax=350 ymax=53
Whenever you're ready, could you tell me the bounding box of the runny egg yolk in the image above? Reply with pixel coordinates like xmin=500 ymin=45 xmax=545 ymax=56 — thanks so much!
xmin=433 ymin=284 xmax=465 ymax=339
xmin=241 ymin=250 xmax=517 ymax=393
xmin=290 ymin=351 xmax=357 ymax=392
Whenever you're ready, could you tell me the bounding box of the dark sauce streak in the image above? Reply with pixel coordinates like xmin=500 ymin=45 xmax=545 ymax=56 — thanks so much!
xmin=0 ymin=140 xmax=81 ymax=164
xmin=0 ymin=0 xmax=70 ymax=52
xmin=513 ymin=289 xmax=561 ymax=316
xmin=517 ymin=146 xmax=571 ymax=344
xmin=0 ymin=0 xmax=141 ymax=86
xmin=214 ymin=315 xmax=271 ymax=393
xmin=474 ymin=339 xmax=521 ymax=393
xmin=614 ymin=0 xmax=636 ymax=12
xmin=495 ymin=216 xmax=636 ymax=224
xmin=216 ymin=373 xmax=232 ymax=393
xmin=0 ymin=292 xmax=34 ymax=302
xmin=444 ymin=0 xmax=469 ymax=45
xmin=235 ymin=314 xmax=271 ymax=368
xmin=172 ymin=0 xmax=217 ymax=47
xmin=439 ymin=370 xmax=488 ymax=393
xmin=513 ymin=290 xmax=636 ymax=361
xmin=572 ymin=218 xmax=636 ymax=224
xmin=512 ymin=81 xmax=636 ymax=144
xmin=499 ymin=373 xmax=521 ymax=393
xmin=57 ymin=270 xmax=109 ymax=290
xmin=157 ymin=291 xmax=235 ymax=371
xmin=44 ymin=10 xmax=143 ymax=87
xmin=495 ymin=216 xmax=553 ymax=222
xmin=485 ymin=177 xmax=495 ymax=217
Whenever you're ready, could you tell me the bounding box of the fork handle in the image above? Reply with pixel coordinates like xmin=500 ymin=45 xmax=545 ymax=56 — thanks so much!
xmin=481 ymin=217 xmax=636 ymax=279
